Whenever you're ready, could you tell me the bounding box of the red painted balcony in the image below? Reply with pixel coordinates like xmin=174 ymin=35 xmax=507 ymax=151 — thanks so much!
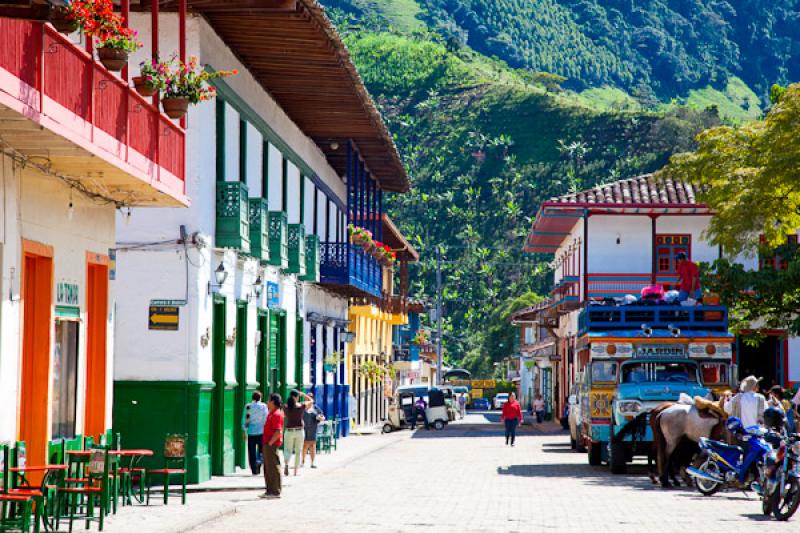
xmin=0 ymin=19 xmax=186 ymax=206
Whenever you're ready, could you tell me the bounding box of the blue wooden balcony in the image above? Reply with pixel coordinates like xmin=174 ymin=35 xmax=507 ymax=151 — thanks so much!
xmin=319 ymin=243 xmax=382 ymax=297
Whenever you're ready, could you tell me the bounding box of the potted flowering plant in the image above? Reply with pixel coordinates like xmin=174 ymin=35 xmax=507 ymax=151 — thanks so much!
xmin=50 ymin=0 xmax=83 ymax=34
xmin=323 ymin=351 xmax=341 ymax=373
xmin=96 ymin=25 xmax=141 ymax=71
xmin=348 ymin=224 xmax=372 ymax=246
xmin=161 ymin=57 xmax=237 ymax=119
xmin=133 ymin=58 xmax=168 ymax=97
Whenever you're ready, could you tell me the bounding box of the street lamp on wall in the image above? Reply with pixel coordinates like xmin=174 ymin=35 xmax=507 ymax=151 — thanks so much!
xmin=207 ymin=263 xmax=228 ymax=295
xmin=249 ymin=275 xmax=264 ymax=302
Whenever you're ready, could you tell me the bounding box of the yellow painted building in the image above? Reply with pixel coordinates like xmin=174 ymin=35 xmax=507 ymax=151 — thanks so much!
xmin=347 ymin=216 xmax=418 ymax=429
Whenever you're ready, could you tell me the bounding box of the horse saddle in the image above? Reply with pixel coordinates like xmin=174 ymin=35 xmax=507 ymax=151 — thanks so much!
xmin=693 ymin=396 xmax=727 ymax=419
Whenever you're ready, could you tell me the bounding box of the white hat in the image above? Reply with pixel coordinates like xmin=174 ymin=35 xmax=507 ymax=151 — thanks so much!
xmin=740 ymin=375 xmax=760 ymax=392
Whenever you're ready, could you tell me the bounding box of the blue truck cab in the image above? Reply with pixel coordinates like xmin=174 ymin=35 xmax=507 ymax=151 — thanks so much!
xmin=576 ymin=303 xmax=735 ymax=473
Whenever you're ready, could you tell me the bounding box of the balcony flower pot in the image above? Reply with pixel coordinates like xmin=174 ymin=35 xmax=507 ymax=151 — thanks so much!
xmin=49 ymin=7 xmax=79 ymax=34
xmin=132 ymin=76 xmax=158 ymax=97
xmin=97 ymin=47 xmax=129 ymax=72
xmin=162 ymin=96 xmax=189 ymax=119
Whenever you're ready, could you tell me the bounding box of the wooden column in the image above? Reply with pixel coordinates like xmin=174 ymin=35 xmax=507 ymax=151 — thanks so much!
xmin=121 ymin=0 xmax=129 ymax=81
xmin=151 ymin=0 xmax=159 ymax=108
xmin=400 ymin=260 xmax=408 ymax=299
xmin=179 ymin=0 xmax=186 ymax=128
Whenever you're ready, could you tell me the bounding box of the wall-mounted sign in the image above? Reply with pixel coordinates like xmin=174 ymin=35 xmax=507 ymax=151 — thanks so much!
xmin=56 ymin=281 xmax=79 ymax=307
xmin=267 ymin=281 xmax=280 ymax=309
xmin=108 ymin=249 xmax=116 ymax=280
xmin=472 ymin=379 xmax=496 ymax=389
xmin=149 ymin=305 xmax=179 ymax=331
xmin=151 ymin=299 xmax=187 ymax=306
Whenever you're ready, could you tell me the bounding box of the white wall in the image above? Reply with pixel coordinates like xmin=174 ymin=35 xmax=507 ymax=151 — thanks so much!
xmin=303 ymin=177 xmax=315 ymax=234
xmin=0 ymin=155 xmax=116 ymax=441
xmin=789 ymin=337 xmax=800 ymax=383
xmin=656 ymin=215 xmax=718 ymax=265
xmin=224 ymin=103 xmax=240 ymax=182
xmin=245 ymin=124 xmax=263 ymax=197
xmin=316 ymin=190 xmax=327 ymax=240
xmin=286 ymin=162 xmax=301 ymax=224
xmin=267 ymin=143 xmax=283 ymax=211
xmin=587 ymin=215 xmax=652 ymax=274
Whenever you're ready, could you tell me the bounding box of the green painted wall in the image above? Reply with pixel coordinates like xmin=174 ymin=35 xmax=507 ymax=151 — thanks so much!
xmin=113 ymin=381 xmax=214 ymax=483
xmin=235 ymin=301 xmax=248 ymax=470
xmin=221 ymin=385 xmax=236 ymax=474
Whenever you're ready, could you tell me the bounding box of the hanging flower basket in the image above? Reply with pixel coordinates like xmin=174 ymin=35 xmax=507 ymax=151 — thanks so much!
xmin=162 ymin=96 xmax=189 ymax=119
xmin=132 ymin=76 xmax=157 ymax=97
xmin=96 ymin=47 xmax=129 ymax=72
xmin=50 ymin=7 xmax=79 ymax=34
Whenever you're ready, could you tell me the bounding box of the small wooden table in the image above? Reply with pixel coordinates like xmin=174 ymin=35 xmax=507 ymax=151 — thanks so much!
xmin=110 ymin=449 xmax=153 ymax=504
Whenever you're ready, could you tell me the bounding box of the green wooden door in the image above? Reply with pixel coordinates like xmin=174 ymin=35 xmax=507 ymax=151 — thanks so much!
xmin=257 ymin=311 xmax=269 ymax=395
xmin=295 ymin=315 xmax=304 ymax=391
xmin=268 ymin=312 xmax=279 ymax=397
xmin=211 ymin=296 xmax=226 ymax=476
xmin=234 ymin=301 xmax=248 ymax=469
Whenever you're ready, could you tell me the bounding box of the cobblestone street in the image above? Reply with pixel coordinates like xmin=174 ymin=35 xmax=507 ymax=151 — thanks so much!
xmin=106 ymin=411 xmax=792 ymax=533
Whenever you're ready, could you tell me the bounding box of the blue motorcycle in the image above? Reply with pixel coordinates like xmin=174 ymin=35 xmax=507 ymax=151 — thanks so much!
xmin=687 ymin=417 xmax=772 ymax=497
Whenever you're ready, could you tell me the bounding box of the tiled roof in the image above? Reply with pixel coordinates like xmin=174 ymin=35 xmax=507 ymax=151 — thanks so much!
xmin=548 ymin=174 xmax=700 ymax=205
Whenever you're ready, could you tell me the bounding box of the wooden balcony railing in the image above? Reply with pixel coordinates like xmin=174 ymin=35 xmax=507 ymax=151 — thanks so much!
xmin=0 ymin=19 xmax=185 ymax=204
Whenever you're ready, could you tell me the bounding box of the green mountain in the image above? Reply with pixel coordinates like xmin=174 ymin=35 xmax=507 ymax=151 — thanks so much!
xmin=320 ymin=0 xmax=793 ymax=376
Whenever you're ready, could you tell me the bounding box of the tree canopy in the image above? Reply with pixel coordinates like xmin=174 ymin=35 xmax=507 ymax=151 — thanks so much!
xmin=661 ymin=83 xmax=800 ymax=256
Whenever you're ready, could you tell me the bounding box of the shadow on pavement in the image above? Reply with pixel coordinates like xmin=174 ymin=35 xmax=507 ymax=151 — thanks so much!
xmin=495 ymin=462 xmax=672 ymax=491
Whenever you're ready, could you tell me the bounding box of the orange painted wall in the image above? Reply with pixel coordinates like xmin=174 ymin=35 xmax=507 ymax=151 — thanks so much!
xmin=84 ymin=258 xmax=109 ymax=438
xmin=19 ymin=241 xmax=54 ymax=469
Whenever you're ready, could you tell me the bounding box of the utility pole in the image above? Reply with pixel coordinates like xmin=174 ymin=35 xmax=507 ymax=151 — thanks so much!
xmin=436 ymin=246 xmax=443 ymax=385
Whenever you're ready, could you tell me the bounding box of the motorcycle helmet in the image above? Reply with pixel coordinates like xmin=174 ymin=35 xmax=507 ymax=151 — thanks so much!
xmin=726 ymin=416 xmax=744 ymax=434
xmin=763 ymin=406 xmax=785 ymax=430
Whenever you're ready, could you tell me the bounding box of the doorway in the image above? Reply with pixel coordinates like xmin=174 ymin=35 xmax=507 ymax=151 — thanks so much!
xmin=234 ymin=301 xmax=247 ymax=469
xmin=84 ymin=259 xmax=108 ymax=438
xmin=211 ymin=295 xmax=233 ymax=475
xmin=19 ymin=242 xmax=54 ymax=468
xmin=257 ymin=310 xmax=269 ymax=396
xmin=737 ymin=336 xmax=781 ymax=389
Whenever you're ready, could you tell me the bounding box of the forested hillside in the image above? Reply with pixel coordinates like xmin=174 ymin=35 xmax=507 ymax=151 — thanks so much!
xmin=421 ymin=0 xmax=800 ymax=102
xmin=320 ymin=0 xmax=793 ymax=376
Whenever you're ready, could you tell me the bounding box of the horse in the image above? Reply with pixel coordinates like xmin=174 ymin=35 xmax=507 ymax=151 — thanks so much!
xmin=650 ymin=397 xmax=728 ymax=488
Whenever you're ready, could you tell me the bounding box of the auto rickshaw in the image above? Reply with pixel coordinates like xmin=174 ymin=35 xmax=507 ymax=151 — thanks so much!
xmin=383 ymin=387 xmax=449 ymax=432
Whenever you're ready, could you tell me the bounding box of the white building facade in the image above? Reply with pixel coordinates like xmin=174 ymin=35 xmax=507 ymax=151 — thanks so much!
xmin=113 ymin=3 xmax=409 ymax=483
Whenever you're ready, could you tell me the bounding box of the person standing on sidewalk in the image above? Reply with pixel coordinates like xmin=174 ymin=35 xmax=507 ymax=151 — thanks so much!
xmin=301 ymin=393 xmax=325 ymax=469
xmin=502 ymin=392 xmax=523 ymax=446
xmin=458 ymin=394 xmax=467 ymax=419
xmin=261 ymin=393 xmax=284 ymax=499
xmin=533 ymin=394 xmax=545 ymax=424
xmin=283 ymin=390 xmax=311 ymax=477
xmin=242 ymin=391 xmax=268 ymax=475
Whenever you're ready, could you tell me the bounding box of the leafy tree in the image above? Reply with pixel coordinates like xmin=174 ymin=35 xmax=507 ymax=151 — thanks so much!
xmin=661 ymin=83 xmax=800 ymax=256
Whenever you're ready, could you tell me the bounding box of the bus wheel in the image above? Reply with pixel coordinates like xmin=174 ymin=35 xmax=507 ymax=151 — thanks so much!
xmin=588 ymin=441 xmax=602 ymax=466
xmin=609 ymin=440 xmax=627 ymax=474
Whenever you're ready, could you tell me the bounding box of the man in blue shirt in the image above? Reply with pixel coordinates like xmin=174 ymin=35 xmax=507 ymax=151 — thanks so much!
xmin=242 ymin=391 xmax=269 ymax=475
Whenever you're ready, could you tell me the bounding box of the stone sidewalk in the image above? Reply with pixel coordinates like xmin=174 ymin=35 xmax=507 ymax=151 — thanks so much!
xmin=101 ymin=425 xmax=410 ymax=533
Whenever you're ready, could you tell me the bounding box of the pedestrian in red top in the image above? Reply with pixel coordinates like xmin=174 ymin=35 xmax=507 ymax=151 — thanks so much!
xmin=260 ymin=393 xmax=285 ymax=499
xmin=501 ymin=392 xmax=523 ymax=446
xmin=675 ymin=252 xmax=702 ymax=303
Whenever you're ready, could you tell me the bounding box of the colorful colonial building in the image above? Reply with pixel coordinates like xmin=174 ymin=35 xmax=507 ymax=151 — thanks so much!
xmin=111 ymin=0 xmax=410 ymax=482
xmin=0 ymin=12 xmax=187 ymax=468
xmin=524 ymin=175 xmax=799 ymax=417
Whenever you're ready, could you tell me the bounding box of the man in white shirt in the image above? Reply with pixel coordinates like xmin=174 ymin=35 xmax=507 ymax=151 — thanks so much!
xmin=725 ymin=375 xmax=765 ymax=428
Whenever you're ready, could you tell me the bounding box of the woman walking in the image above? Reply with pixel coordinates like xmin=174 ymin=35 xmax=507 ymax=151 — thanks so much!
xmin=283 ymin=390 xmax=312 ymax=476
xmin=502 ymin=392 xmax=523 ymax=446
xmin=302 ymin=393 xmax=325 ymax=469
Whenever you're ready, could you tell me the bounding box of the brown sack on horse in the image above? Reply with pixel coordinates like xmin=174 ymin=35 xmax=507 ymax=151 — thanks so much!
xmin=650 ymin=397 xmax=727 ymax=488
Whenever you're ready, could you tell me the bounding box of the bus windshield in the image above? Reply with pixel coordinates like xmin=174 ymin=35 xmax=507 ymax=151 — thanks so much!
xmin=591 ymin=361 xmax=618 ymax=383
xmin=621 ymin=361 xmax=698 ymax=384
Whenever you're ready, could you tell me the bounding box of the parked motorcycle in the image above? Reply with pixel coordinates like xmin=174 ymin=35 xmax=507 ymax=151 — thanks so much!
xmin=763 ymin=432 xmax=800 ymax=521
xmin=687 ymin=417 xmax=772 ymax=497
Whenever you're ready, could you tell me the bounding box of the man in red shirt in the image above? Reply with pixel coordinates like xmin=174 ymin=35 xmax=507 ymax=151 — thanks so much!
xmin=676 ymin=252 xmax=702 ymax=303
xmin=501 ymin=392 xmax=523 ymax=446
xmin=261 ymin=393 xmax=285 ymax=499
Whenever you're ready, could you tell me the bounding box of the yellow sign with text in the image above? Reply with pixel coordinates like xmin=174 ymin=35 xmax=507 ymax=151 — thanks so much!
xmin=471 ymin=389 xmax=483 ymax=399
xmin=472 ymin=380 xmax=496 ymax=389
